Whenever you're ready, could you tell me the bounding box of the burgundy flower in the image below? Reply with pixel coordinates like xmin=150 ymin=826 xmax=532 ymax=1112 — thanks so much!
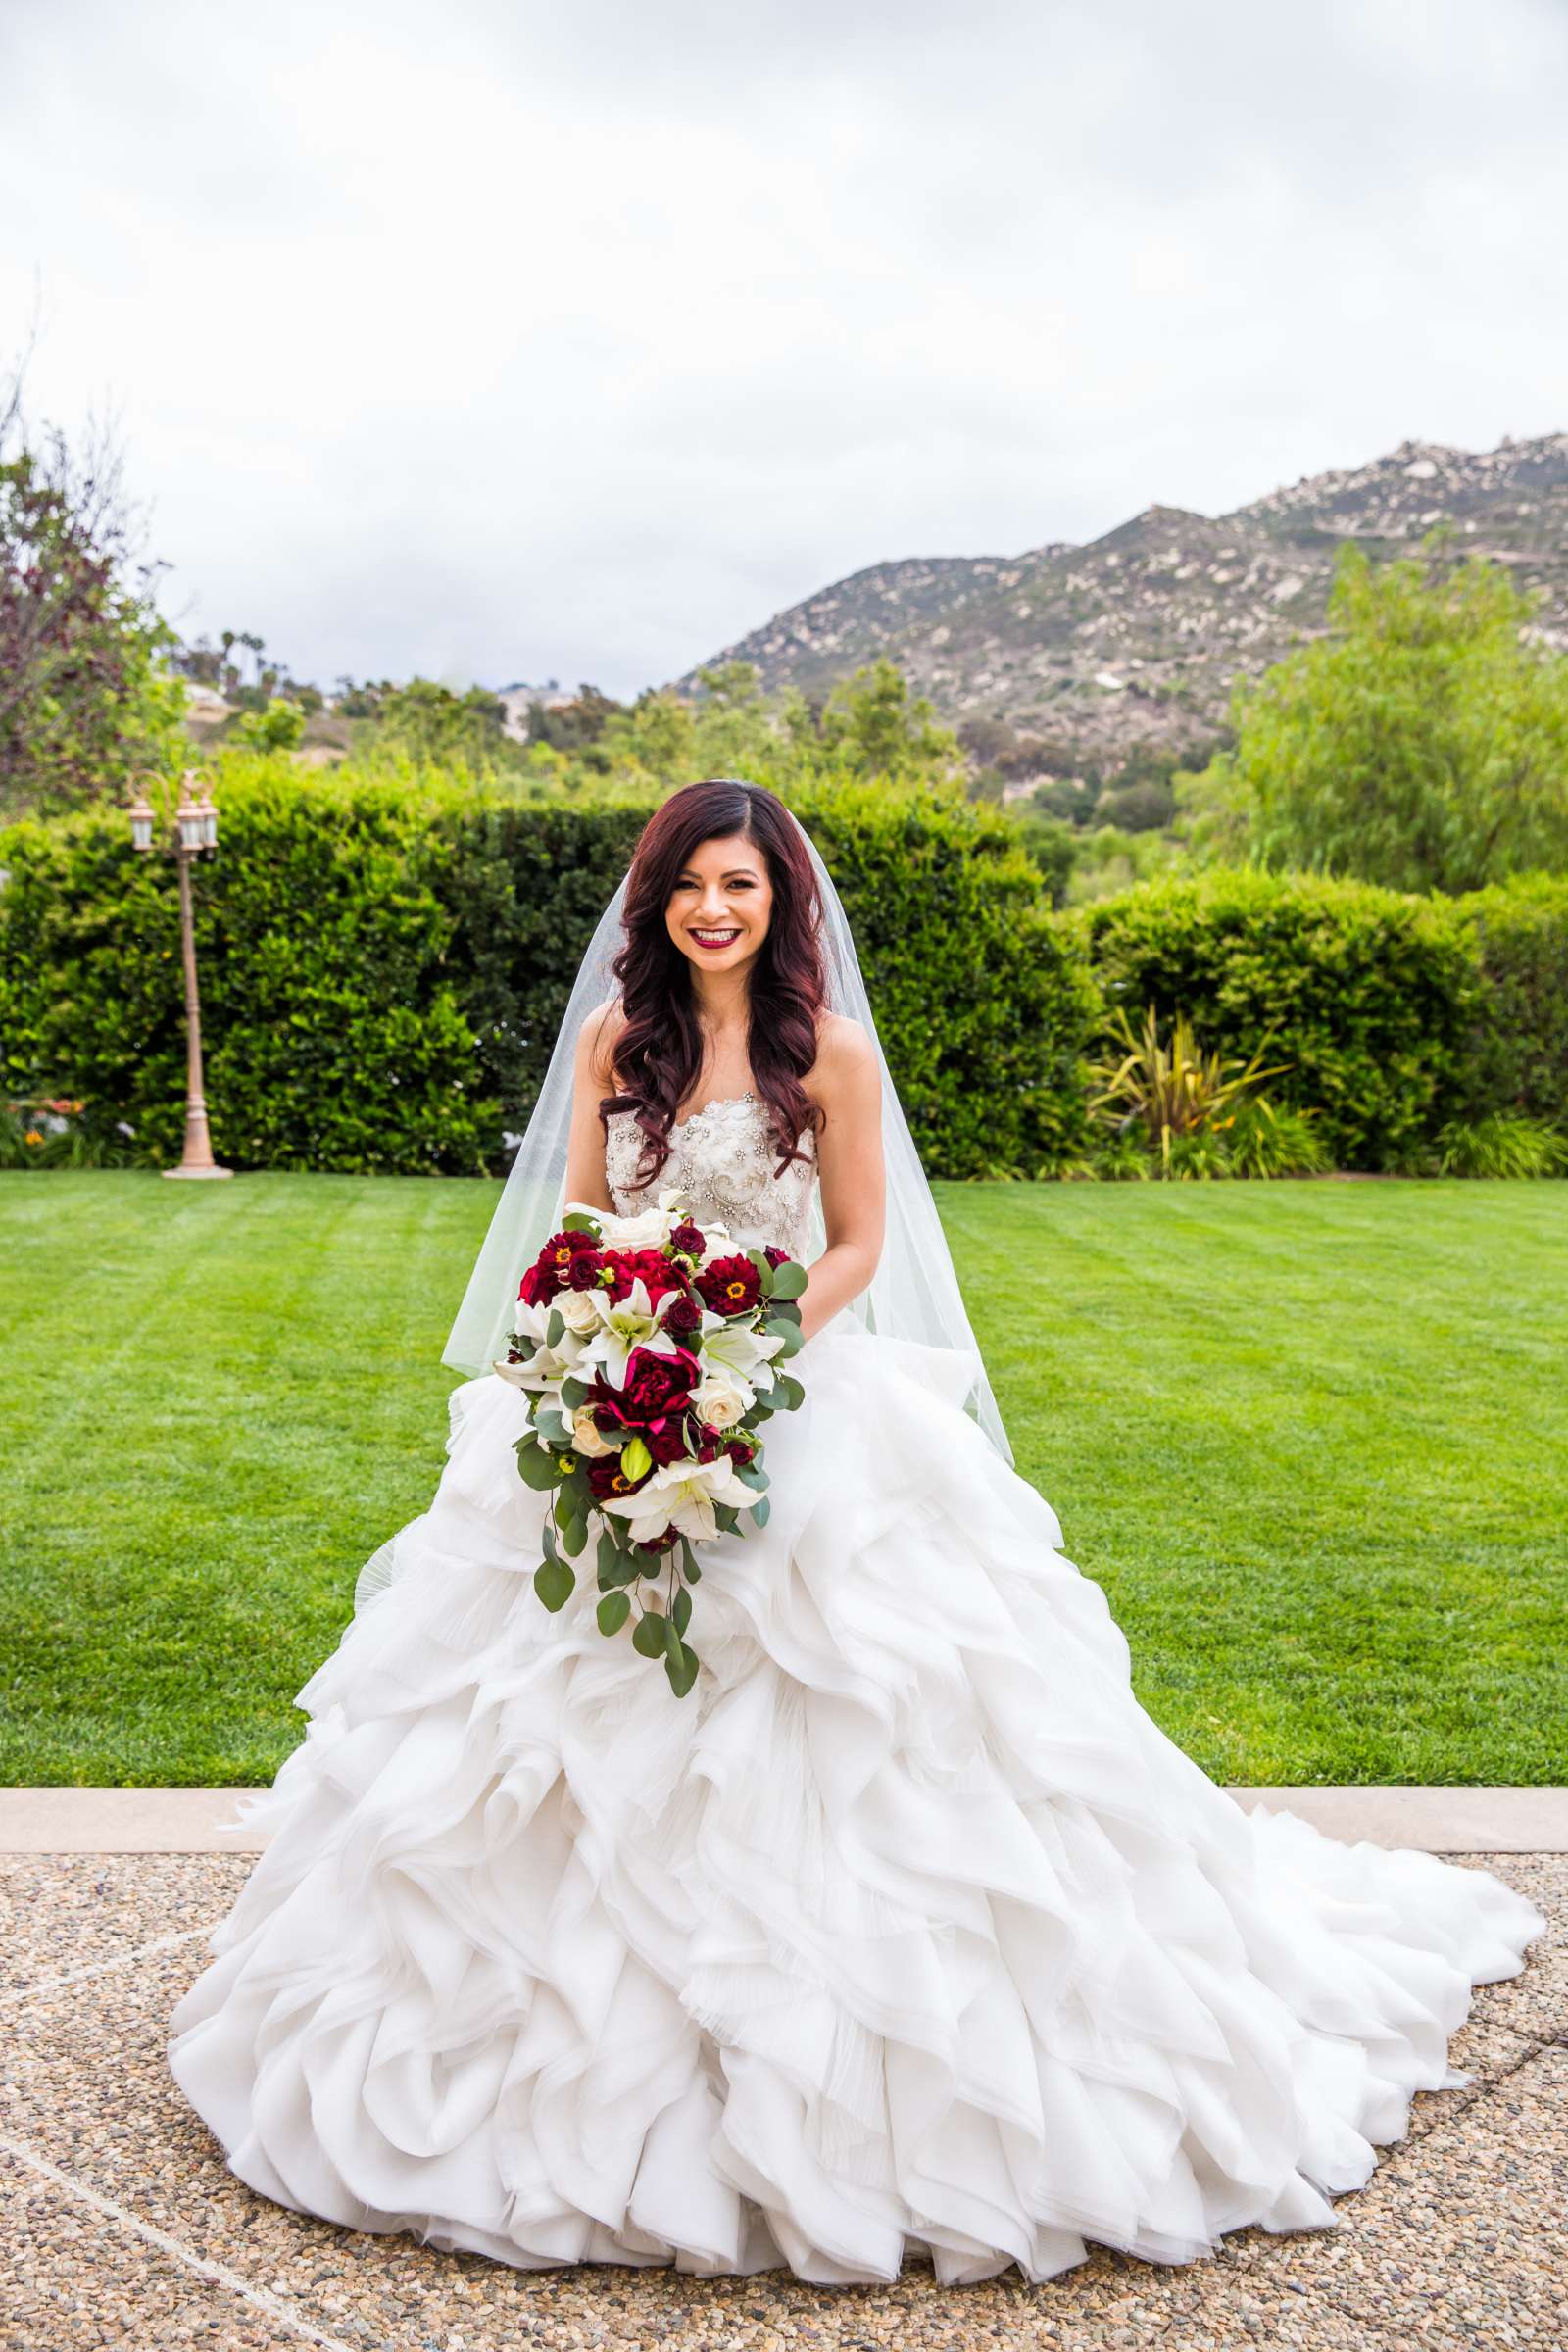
xmin=723 ymin=1434 xmax=757 ymax=1467
xmin=587 ymin=1454 xmax=650 ymax=1501
xmin=646 ymin=1416 xmax=694 ymax=1467
xmin=619 ymin=1346 xmax=700 ymax=1421
xmin=671 ymin=1220 xmax=706 ymax=1255
xmin=696 ymin=1253 xmax=762 ymax=1317
xmin=565 ymin=1249 xmax=606 ymax=1292
xmin=637 ymin=1528 xmax=679 ymax=1555
xmin=763 ymin=1246 xmax=791 ymax=1270
xmin=521 ymin=1228 xmax=600 ymax=1305
xmin=664 ymin=1292 xmax=703 ymax=1338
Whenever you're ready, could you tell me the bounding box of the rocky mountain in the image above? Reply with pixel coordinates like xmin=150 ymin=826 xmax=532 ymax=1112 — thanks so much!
xmin=676 ymin=434 xmax=1568 ymax=771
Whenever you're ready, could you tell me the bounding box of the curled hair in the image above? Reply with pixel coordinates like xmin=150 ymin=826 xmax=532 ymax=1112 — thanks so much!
xmin=603 ymin=778 xmax=827 ymax=1186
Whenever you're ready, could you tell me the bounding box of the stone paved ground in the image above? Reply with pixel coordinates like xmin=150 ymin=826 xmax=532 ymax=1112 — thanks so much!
xmin=1 ymin=1852 xmax=1563 ymax=2352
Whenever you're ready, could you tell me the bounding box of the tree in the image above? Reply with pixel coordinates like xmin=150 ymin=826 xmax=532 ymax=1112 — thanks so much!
xmin=1189 ymin=541 xmax=1568 ymax=892
xmin=233 ymin=698 xmax=307 ymax=754
xmin=817 ymin=659 xmax=960 ymax=781
xmin=373 ymin=678 xmax=508 ymax=766
xmin=0 ymin=368 xmax=185 ymax=818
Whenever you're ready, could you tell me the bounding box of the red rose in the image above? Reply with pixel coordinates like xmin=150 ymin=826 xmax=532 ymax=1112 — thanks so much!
xmin=671 ymin=1220 xmax=706 ymax=1255
xmin=565 ymin=1250 xmax=606 ymax=1292
xmin=646 ymin=1416 xmax=694 ymax=1466
xmin=588 ymin=1453 xmax=650 ymax=1501
xmin=696 ymin=1253 xmax=762 ymax=1317
xmin=664 ymin=1292 xmax=702 ymax=1337
xmin=723 ymin=1435 xmax=757 ymax=1467
xmin=763 ymin=1246 xmax=791 ymax=1270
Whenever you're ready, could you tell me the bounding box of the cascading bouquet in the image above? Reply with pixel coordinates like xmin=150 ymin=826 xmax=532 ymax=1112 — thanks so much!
xmin=496 ymin=1190 xmax=808 ymax=1696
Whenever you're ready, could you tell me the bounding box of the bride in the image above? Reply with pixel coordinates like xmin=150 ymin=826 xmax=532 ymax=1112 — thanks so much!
xmin=169 ymin=776 xmax=1544 ymax=2288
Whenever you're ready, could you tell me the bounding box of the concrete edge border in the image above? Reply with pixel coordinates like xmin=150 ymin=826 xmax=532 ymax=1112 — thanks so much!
xmin=2 ymin=1785 xmax=1566 ymax=1855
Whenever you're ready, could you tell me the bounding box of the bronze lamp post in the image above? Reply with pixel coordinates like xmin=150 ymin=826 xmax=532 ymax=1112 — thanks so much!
xmin=128 ymin=769 xmax=233 ymax=1181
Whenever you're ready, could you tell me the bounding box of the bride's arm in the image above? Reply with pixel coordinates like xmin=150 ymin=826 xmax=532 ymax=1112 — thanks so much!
xmin=799 ymin=1015 xmax=885 ymax=1342
xmin=564 ymin=999 xmax=621 ymax=1214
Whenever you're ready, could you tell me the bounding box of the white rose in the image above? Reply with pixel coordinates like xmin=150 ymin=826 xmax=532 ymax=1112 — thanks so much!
xmin=553 ymin=1288 xmax=601 ymax=1334
xmin=571 ymin=1405 xmax=615 ymax=1457
xmin=691 ymin=1375 xmax=744 ymax=1430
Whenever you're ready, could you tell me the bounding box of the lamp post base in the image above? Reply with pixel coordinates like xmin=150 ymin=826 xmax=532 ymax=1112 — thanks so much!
xmin=162 ymin=1163 xmax=234 ymax=1181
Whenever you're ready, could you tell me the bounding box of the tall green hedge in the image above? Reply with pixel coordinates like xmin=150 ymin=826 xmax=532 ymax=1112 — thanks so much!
xmin=1456 ymin=876 xmax=1568 ymax=1128
xmin=0 ymin=761 xmax=1096 ymax=1179
xmin=1072 ymin=873 xmax=1484 ymax=1168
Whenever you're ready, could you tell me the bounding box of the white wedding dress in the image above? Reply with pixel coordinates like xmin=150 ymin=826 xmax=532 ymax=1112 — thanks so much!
xmin=169 ymin=1091 xmax=1545 ymax=2288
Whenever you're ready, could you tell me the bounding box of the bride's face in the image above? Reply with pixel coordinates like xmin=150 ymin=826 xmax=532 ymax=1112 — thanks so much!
xmin=664 ymin=832 xmax=773 ymax=976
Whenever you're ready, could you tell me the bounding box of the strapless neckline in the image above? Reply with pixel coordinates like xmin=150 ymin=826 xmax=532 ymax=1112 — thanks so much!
xmin=671 ymin=1089 xmax=757 ymax=1131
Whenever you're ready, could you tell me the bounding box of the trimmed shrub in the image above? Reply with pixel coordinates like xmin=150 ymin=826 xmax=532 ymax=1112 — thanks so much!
xmin=0 ymin=761 xmax=1097 ymax=1180
xmin=793 ymin=780 xmax=1097 ymax=1176
xmin=1072 ymin=873 xmax=1480 ymax=1170
xmin=0 ymin=760 xmax=494 ymax=1174
xmin=1456 ymin=875 xmax=1568 ymax=1129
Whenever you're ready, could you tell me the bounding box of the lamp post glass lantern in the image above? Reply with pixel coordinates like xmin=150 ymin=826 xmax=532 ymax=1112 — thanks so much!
xmin=130 ymin=770 xmax=233 ymax=1181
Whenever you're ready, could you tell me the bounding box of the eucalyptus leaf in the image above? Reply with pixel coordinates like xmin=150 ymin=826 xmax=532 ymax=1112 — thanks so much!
xmin=750 ymin=1495 xmax=770 ymax=1528
xmin=514 ymin=1439 xmax=561 ymax=1492
xmin=769 ymin=1259 xmax=808 ymax=1300
xmin=765 ymin=1318 xmax=804 ymax=1357
xmin=672 ymin=1585 xmax=692 ymax=1637
xmin=560 ymin=1376 xmax=589 ymax=1410
xmin=559 ymin=1512 xmax=588 ymax=1559
xmin=632 ymin=1610 xmax=667 ymax=1658
xmin=533 ymin=1557 xmax=574 ymax=1611
xmin=665 ymin=1642 xmax=700 ymax=1698
xmin=562 ymin=1210 xmax=599 ymax=1233
xmin=545 ymin=1307 xmax=565 ymax=1349
xmin=596 ymin=1591 xmax=631 ymax=1637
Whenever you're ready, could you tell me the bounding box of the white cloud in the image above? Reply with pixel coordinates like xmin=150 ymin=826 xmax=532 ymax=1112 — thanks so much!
xmin=3 ymin=0 xmax=1564 ymax=696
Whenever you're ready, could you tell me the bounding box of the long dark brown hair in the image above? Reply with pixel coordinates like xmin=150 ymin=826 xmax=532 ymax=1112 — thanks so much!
xmin=602 ymin=778 xmax=827 ymax=1186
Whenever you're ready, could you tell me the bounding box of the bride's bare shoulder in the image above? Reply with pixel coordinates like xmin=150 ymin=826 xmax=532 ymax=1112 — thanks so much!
xmin=810 ymin=1013 xmax=879 ymax=1099
xmin=575 ymin=997 xmax=625 ymax=1091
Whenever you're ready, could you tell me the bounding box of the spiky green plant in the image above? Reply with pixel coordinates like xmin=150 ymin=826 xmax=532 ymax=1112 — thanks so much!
xmin=1088 ymin=1004 xmax=1290 ymax=1174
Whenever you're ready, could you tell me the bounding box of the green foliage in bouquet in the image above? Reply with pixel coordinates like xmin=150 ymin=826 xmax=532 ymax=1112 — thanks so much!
xmin=505 ymin=1209 xmax=808 ymax=1698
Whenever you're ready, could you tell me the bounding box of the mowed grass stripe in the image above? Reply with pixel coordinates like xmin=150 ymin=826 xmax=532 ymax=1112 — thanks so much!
xmin=2 ymin=1172 xmax=1563 ymax=1786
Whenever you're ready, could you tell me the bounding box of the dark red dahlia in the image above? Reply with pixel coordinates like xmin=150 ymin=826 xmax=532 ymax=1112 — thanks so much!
xmin=696 ymin=1253 xmax=762 ymax=1317
xmin=587 ymin=1453 xmax=651 ymax=1501
xmin=521 ymin=1227 xmax=601 ymax=1305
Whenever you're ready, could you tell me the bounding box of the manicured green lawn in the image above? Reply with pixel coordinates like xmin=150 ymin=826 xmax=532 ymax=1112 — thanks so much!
xmin=2 ymin=1173 xmax=1563 ymax=1786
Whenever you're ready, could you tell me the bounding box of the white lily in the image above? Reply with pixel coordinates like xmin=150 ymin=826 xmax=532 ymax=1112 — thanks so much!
xmin=584 ymin=1277 xmax=681 ymax=1387
xmin=701 ymin=1312 xmax=784 ymax=1396
xmin=602 ymin=1451 xmax=745 ymax=1545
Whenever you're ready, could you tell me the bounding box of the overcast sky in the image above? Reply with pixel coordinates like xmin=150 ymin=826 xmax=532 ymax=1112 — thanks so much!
xmin=4 ymin=0 xmax=1566 ymax=698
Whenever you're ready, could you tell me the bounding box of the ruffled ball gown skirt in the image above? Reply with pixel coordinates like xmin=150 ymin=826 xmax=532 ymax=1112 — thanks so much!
xmin=169 ymin=1327 xmax=1545 ymax=2287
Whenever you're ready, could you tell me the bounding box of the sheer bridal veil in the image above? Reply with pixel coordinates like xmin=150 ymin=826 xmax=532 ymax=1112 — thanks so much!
xmin=442 ymin=803 xmax=1012 ymax=1463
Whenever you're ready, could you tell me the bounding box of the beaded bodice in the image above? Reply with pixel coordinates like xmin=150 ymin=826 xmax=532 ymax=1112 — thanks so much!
xmin=604 ymin=1092 xmax=816 ymax=1260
